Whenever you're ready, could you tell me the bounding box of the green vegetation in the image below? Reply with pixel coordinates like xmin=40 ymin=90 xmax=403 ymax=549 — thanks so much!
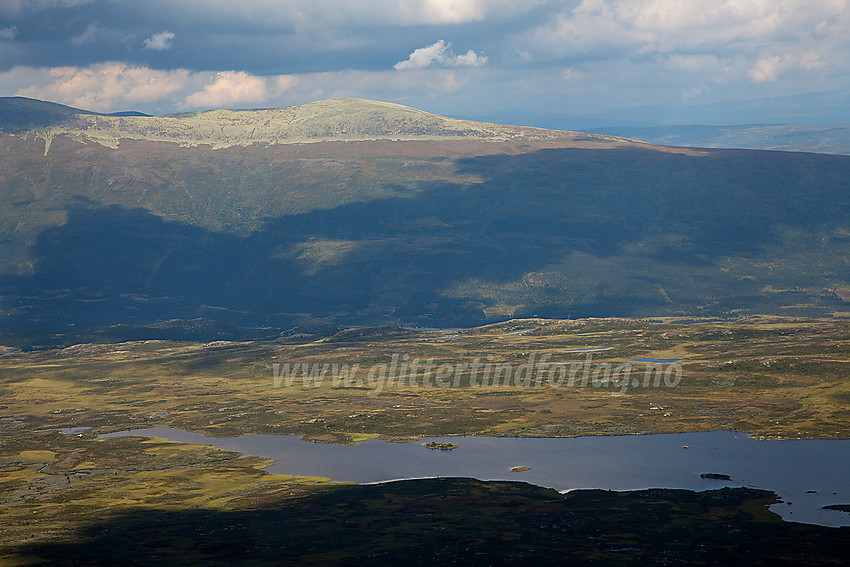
xmin=2 ymin=315 xmax=850 ymax=563
xmin=3 ymin=316 xmax=849 ymax=443
xmin=424 ymin=442 xmax=458 ymax=450
xmin=0 ymin=427 xmax=341 ymax=564
xmin=7 ymin=479 xmax=850 ymax=566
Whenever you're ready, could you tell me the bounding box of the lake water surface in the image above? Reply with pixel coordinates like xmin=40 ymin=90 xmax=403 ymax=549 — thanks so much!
xmin=101 ymin=428 xmax=850 ymax=527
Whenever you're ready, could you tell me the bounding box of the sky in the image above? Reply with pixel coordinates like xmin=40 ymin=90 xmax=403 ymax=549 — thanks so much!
xmin=0 ymin=0 xmax=848 ymax=126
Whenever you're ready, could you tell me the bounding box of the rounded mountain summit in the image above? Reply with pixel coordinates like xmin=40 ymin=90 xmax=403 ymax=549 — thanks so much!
xmin=1 ymin=96 xmax=643 ymax=150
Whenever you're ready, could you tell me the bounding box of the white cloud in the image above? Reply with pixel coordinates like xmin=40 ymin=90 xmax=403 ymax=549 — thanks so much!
xmin=522 ymin=0 xmax=850 ymax=67
xmin=747 ymin=55 xmax=786 ymax=82
xmin=15 ymin=63 xmax=190 ymax=112
xmin=420 ymin=0 xmax=485 ymax=24
xmin=271 ymin=74 xmax=299 ymax=95
xmin=747 ymin=52 xmax=826 ymax=82
xmin=395 ymin=40 xmax=487 ymax=70
xmin=8 ymin=64 xmax=301 ymax=113
xmin=184 ymin=71 xmax=276 ymax=108
xmin=143 ymin=30 xmax=175 ymax=51
xmin=455 ymin=49 xmax=488 ymax=67
xmin=395 ymin=40 xmax=450 ymax=70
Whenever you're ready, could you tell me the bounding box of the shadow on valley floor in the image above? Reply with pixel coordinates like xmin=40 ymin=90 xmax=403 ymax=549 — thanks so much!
xmin=11 ymin=479 xmax=850 ymax=567
xmin=3 ymin=146 xmax=850 ymax=337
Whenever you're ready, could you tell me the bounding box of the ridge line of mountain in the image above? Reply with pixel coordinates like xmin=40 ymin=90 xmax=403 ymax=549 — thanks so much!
xmin=1 ymin=96 xmax=650 ymax=152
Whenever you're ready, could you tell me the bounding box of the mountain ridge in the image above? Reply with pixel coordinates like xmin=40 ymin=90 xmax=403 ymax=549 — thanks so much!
xmin=1 ymin=96 xmax=644 ymax=152
xmin=2 ymin=95 xmax=850 ymax=333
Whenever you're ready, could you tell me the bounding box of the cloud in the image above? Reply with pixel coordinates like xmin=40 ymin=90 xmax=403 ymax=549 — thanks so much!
xmin=271 ymin=74 xmax=299 ymax=95
xmin=419 ymin=0 xmax=486 ymax=24
xmin=523 ymin=1 xmax=849 ymax=59
xmin=395 ymin=40 xmax=487 ymax=70
xmin=747 ymin=52 xmax=826 ymax=82
xmin=395 ymin=40 xmax=451 ymax=70
xmin=8 ymin=63 xmax=300 ymax=113
xmin=143 ymin=31 xmax=175 ymax=51
xmin=16 ymin=63 xmax=190 ymax=112
xmin=136 ymin=0 xmax=544 ymax=28
xmin=1 ymin=0 xmax=848 ymax=122
xmin=455 ymin=49 xmax=488 ymax=67
xmin=510 ymin=0 xmax=849 ymax=96
xmin=748 ymin=55 xmax=786 ymax=82
xmin=184 ymin=70 xmax=293 ymax=108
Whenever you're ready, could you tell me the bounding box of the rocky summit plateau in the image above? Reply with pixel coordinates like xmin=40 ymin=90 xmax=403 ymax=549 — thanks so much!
xmin=2 ymin=96 xmax=638 ymax=150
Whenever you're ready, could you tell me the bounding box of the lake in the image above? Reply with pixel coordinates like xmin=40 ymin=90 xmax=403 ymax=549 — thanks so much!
xmin=100 ymin=428 xmax=850 ymax=527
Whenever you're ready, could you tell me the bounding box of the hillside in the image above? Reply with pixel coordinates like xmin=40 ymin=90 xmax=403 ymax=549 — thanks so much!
xmin=2 ymin=97 xmax=850 ymax=336
xmin=0 ymin=97 xmax=99 ymax=132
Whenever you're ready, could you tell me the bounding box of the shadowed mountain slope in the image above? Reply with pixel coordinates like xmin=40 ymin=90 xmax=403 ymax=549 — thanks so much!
xmin=1 ymin=97 xmax=850 ymax=334
xmin=0 ymin=97 xmax=99 ymax=132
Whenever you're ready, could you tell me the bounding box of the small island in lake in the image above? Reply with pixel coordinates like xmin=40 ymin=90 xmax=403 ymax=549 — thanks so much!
xmin=701 ymin=473 xmax=732 ymax=481
xmin=823 ymin=504 xmax=850 ymax=513
xmin=424 ymin=442 xmax=458 ymax=450
xmin=511 ymin=466 xmax=532 ymax=472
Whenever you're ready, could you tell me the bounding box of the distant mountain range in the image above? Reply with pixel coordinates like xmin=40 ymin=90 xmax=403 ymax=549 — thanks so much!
xmin=590 ymin=124 xmax=850 ymax=156
xmin=2 ymin=96 xmax=850 ymax=340
xmin=458 ymin=109 xmax=850 ymax=155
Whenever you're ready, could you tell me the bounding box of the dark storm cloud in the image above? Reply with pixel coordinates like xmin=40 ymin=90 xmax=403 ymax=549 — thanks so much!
xmin=0 ymin=0 xmax=546 ymax=73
